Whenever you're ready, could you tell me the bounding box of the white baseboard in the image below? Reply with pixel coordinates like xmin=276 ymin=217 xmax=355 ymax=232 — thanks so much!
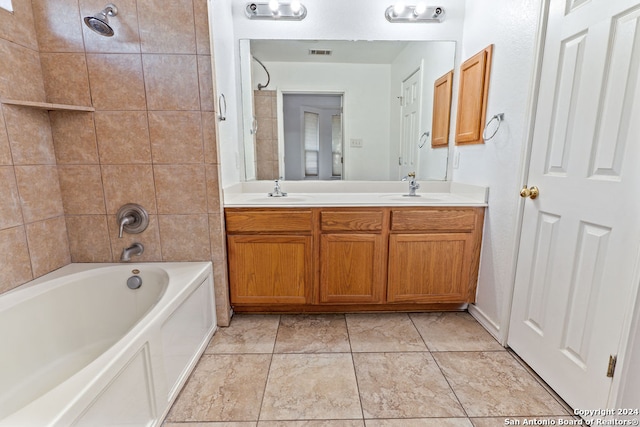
xmin=468 ymin=304 xmax=505 ymax=346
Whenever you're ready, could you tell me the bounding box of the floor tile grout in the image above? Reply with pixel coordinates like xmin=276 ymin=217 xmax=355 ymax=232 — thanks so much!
xmin=166 ymin=312 xmax=574 ymax=425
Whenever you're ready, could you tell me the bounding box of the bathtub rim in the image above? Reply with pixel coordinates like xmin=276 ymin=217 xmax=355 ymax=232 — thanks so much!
xmin=0 ymin=261 xmax=215 ymax=427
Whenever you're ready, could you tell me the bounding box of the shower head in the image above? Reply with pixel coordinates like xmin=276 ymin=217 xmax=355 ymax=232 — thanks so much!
xmin=83 ymin=4 xmax=118 ymax=37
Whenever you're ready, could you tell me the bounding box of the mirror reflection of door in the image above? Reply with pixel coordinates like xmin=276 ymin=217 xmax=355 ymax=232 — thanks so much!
xmin=398 ymin=68 xmax=421 ymax=179
xmin=283 ymin=93 xmax=343 ymax=180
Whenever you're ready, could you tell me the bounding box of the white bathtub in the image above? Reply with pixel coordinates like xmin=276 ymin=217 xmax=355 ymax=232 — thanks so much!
xmin=0 ymin=262 xmax=216 ymax=427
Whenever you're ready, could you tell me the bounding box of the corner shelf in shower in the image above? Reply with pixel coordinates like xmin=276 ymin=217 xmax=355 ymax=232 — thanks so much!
xmin=0 ymin=99 xmax=95 ymax=112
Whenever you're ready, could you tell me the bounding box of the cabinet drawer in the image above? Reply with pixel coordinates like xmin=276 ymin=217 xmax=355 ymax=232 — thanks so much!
xmin=391 ymin=209 xmax=477 ymax=232
xmin=226 ymin=209 xmax=313 ymax=233
xmin=321 ymin=211 xmax=384 ymax=232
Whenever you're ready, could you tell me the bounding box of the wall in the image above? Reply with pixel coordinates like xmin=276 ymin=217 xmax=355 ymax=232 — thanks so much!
xmin=0 ymin=0 xmax=230 ymax=326
xmin=0 ymin=2 xmax=71 ymax=294
xmin=389 ymin=42 xmax=455 ymax=181
xmin=254 ymin=89 xmax=278 ymax=179
xmin=212 ymin=0 xmax=466 ymax=186
xmin=453 ymin=0 xmax=544 ymax=338
xmin=257 ymin=61 xmax=391 ymax=180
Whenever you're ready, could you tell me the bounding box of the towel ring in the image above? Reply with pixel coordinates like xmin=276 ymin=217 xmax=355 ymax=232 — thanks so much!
xmin=483 ymin=113 xmax=504 ymax=141
xmin=218 ymin=93 xmax=227 ymax=122
xmin=418 ymin=132 xmax=429 ymax=148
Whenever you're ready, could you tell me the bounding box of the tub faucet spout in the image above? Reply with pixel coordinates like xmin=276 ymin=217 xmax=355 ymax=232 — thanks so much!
xmin=120 ymin=242 xmax=144 ymax=262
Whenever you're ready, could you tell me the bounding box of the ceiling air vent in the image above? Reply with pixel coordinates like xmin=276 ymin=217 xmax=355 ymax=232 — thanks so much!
xmin=309 ymin=49 xmax=332 ymax=56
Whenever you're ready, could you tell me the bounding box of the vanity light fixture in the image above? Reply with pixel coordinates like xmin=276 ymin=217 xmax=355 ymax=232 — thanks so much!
xmin=245 ymin=1 xmax=307 ymax=20
xmin=385 ymin=3 xmax=445 ymax=22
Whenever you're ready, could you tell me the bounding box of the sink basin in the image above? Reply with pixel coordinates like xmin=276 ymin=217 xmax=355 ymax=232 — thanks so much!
xmin=243 ymin=196 xmax=310 ymax=203
xmin=378 ymin=194 xmax=443 ymax=202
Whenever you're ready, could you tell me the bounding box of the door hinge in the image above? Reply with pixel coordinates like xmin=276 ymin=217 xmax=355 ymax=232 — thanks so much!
xmin=607 ymin=355 xmax=617 ymax=378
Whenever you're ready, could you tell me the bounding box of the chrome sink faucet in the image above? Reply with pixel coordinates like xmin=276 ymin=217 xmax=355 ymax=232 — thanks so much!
xmin=120 ymin=242 xmax=144 ymax=262
xmin=402 ymin=172 xmax=421 ymax=196
xmin=268 ymin=179 xmax=288 ymax=197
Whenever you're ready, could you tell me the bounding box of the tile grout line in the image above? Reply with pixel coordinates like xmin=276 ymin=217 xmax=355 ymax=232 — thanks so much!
xmin=345 ymin=313 xmax=367 ymax=423
xmin=255 ymin=314 xmax=281 ymax=424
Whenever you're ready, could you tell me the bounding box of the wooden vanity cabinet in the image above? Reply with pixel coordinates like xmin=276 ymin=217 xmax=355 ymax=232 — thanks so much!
xmin=319 ymin=210 xmax=388 ymax=304
xmin=225 ymin=206 xmax=484 ymax=311
xmin=225 ymin=209 xmax=313 ymax=305
xmin=387 ymin=208 xmax=484 ymax=303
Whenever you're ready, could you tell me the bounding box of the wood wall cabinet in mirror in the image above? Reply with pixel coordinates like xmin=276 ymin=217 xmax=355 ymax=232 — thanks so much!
xmin=455 ymin=44 xmax=493 ymax=145
xmin=431 ymin=70 xmax=453 ymax=148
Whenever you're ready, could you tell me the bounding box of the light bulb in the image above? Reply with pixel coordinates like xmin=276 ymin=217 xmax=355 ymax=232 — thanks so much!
xmin=269 ymin=0 xmax=279 ymax=12
xmin=393 ymin=1 xmax=405 ymax=16
xmin=414 ymin=3 xmax=427 ymax=15
xmin=290 ymin=0 xmax=301 ymax=13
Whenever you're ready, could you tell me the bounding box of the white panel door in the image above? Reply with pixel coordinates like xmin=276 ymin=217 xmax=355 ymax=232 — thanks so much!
xmin=509 ymin=0 xmax=640 ymax=411
xmin=399 ymin=69 xmax=421 ymax=178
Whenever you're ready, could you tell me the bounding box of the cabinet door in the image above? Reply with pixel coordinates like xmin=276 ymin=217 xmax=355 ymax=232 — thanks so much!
xmin=320 ymin=233 xmax=386 ymax=304
xmin=228 ymin=235 xmax=312 ymax=305
xmin=387 ymin=233 xmax=472 ymax=303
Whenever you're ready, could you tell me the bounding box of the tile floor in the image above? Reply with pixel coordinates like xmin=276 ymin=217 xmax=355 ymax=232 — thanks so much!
xmin=164 ymin=312 xmax=575 ymax=427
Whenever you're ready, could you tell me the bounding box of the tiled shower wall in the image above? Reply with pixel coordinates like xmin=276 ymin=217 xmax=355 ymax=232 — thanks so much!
xmin=0 ymin=1 xmax=71 ymax=293
xmin=254 ymin=89 xmax=279 ymax=180
xmin=0 ymin=0 xmax=230 ymax=326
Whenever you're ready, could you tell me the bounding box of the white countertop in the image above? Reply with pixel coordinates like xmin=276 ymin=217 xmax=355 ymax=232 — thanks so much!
xmin=223 ymin=181 xmax=488 ymax=207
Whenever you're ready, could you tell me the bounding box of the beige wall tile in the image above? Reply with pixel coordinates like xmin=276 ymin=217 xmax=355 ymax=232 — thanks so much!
xmin=0 ymin=110 xmax=12 ymax=165
xmin=202 ymin=111 xmax=218 ymax=164
xmin=49 ymin=111 xmax=99 ymax=164
xmin=14 ymin=165 xmax=64 ymax=223
xmin=198 ymin=55 xmax=215 ymax=112
xmin=153 ymin=164 xmax=207 ymax=214
xmin=158 ymin=214 xmax=211 ymax=261
xmin=254 ymin=92 xmax=273 ymax=118
xmin=101 ymin=164 xmax=157 ymax=214
xmin=208 ymin=212 xmax=226 ymax=266
xmin=148 ymin=111 xmax=203 ymax=164
xmin=256 ymin=117 xmax=273 ymax=140
xmin=86 ymin=53 xmax=147 ymax=110
xmin=0 ymin=226 xmax=33 ymax=293
xmin=40 ymin=53 xmax=92 ymax=106
xmin=3 ymin=106 xmax=56 ymax=165
xmin=0 ymin=39 xmax=45 ymax=102
xmin=58 ymin=165 xmax=106 ymax=214
xmin=80 ymin=0 xmax=141 ymax=54
xmin=66 ymin=215 xmax=113 ymax=262
xmin=32 ymin=0 xmax=84 ymax=53
xmin=25 ymin=216 xmax=71 ymax=278
xmin=193 ymin=0 xmax=211 ymax=55
xmin=138 ymin=0 xmax=196 ymax=54
xmin=205 ymin=164 xmax=221 ymax=213
xmin=0 ymin=0 xmax=37 ymax=50
xmin=142 ymin=54 xmax=200 ymax=111
xmin=0 ymin=166 xmax=23 ymax=230
xmin=107 ymin=214 xmax=162 ymax=262
xmin=94 ymin=111 xmax=151 ymax=164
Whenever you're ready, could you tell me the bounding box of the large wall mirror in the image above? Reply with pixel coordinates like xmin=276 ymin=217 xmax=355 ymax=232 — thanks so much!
xmin=239 ymin=39 xmax=456 ymax=182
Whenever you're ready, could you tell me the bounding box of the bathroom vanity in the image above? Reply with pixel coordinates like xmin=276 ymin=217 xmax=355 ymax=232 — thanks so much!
xmin=223 ymin=182 xmax=487 ymax=313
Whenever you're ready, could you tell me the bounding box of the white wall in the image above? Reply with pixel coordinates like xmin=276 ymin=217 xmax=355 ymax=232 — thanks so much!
xmin=453 ymin=0 xmax=544 ymax=338
xmin=255 ymin=61 xmax=392 ymax=180
xmin=209 ymin=0 xmax=242 ymax=185
xmin=389 ymin=42 xmax=455 ymax=180
xmin=211 ymin=0 xmax=466 ymax=187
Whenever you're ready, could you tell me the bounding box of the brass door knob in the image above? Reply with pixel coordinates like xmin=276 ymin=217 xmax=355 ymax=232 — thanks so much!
xmin=520 ymin=185 xmax=539 ymax=199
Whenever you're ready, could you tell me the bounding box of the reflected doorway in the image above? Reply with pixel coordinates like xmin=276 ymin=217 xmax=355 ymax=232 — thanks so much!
xmin=283 ymin=93 xmax=343 ymax=180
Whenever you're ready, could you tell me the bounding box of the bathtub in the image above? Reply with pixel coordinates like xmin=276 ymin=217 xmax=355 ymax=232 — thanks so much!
xmin=0 ymin=262 xmax=216 ymax=427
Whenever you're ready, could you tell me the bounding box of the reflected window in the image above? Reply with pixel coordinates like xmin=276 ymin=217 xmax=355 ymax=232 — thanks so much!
xmin=304 ymin=111 xmax=319 ymax=177
xmin=331 ymin=114 xmax=342 ymax=177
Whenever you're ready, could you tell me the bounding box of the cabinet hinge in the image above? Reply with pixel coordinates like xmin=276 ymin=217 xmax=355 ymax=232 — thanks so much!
xmin=607 ymin=354 xmax=617 ymax=378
